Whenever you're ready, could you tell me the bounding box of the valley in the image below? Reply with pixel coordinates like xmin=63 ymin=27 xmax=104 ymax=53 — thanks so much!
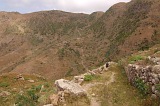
xmin=0 ymin=0 xmax=160 ymax=105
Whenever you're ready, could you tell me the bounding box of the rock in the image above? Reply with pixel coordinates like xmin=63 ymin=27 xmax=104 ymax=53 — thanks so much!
xmin=153 ymin=65 xmax=160 ymax=74
xmin=55 ymin=79 xmax=86 ymax=96
xmin=19 ymin=90 xmax=24 ymax=95
xmin=43 ymin=104 xmax=53 ymax=106
xmin=108 ymin=61 xmax=117 ymax=66
xmin=152 ymin=74 xmax=158 ymax=79
xmin=12 ymin=88 xmax=17 ymax=92
xmin=148 ymin=56 xmax=160 ymax=64
xmin=59 ymin=96 xmax=65 ymax=103
xmin=91 ymin=93 xmax=96 ymax=97
xmin=151 ymin=94 xmax=157 ymax=99
xmin=152 ymin=79 xmax=156 ymax=85
xmin=155 ymin=90 xmax=160 ymax=97
xmin=152 ymin=86 xmax=156 ymax=93
xmin=50 ymin=94 xmax=59 ymax=106
xmin=28 ymin=79 xmax=35 ymax=83
xmin=15 ymin=74 xmax=24 ymax=80
xmin=155 ymin=78 xmax=159 ymax=84
xmin=88 ymin=70 xmax=96 ymax=75
xmin=92 ymin=69 xmax=100 ymax=74
xmin=0 ymin=91 xmax=11 ymax=97
xmin=63 ymin=90 xmax=70 ymax=97
xmin=72 ymin=75 xmax=84 ymax=84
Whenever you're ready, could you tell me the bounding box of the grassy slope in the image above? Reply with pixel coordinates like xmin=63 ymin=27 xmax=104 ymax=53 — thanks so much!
xmin=0 ymin=73 xmax=55 ymax=106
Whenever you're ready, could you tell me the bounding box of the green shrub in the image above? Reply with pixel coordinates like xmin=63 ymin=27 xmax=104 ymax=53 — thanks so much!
xmin=134 ymin=78 xmax=149 ymax=96
xmin=84 ymin=75 xmax=94 ymax=81
xmin=0 ymin=82 xmax=9 ymax=87
xmin=27 ymin=90 xmax=39 ymax=101
xmin=129 ymin=55 xmax=144 ymax=63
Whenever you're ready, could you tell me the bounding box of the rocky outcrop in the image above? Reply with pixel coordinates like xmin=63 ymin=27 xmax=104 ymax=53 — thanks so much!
xmin=55 ymin=79 xmax=86 ymax=96
xmin=126 ymin=64 xmax=160 ymax=98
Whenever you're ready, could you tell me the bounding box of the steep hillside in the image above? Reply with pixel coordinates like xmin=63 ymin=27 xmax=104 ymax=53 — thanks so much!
xmin=0 ymin=0 xmax=160 ymax=80
xmin=0 ymin=11 xmax=90 ymax=79
xmin=90 ymin=0 xmax=160 ymax=61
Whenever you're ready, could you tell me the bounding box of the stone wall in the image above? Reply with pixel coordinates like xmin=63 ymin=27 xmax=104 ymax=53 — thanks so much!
xmin=126 ymin=64 xmax=160 ymax=98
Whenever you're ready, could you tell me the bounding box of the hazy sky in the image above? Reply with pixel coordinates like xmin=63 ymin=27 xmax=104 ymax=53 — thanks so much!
xmin=0 ymin=0 xmax=131 ymax=14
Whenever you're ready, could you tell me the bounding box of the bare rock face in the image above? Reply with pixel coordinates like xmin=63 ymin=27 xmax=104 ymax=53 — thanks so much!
xmin=55 ymin=79 xmax=86 ymax=96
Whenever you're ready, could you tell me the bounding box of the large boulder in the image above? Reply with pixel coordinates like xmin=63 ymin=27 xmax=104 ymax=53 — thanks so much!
xmin=55 ymin=79 xmax=86 ymax=96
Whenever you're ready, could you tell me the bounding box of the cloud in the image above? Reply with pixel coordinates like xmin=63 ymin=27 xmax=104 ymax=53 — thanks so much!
xmin=0 ymin=0 xmax=131 ymax=14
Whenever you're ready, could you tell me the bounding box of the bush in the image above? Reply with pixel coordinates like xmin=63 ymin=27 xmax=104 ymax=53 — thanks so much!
xmin=84 ymin=75 xmax=94 ymax=81
xmin=0 ymin=82 xmax=9 ymax=87
xmin=134 ymin=78 xmax=149 ymax=96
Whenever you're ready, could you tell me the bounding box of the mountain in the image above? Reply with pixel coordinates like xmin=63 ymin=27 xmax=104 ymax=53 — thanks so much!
xmin=0 ymin=0 xmax=160 ymax=79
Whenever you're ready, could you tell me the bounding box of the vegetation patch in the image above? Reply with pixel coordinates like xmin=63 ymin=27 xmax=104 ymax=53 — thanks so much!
xmin=134 ymin=78 xmax=149 ymax=96
xmin=15 ymin=90 xmax=39 ymax=106
xmin=0 ymin=82 xmax=9 ymax=87
xmin=84 ymin=75 xmax=95 ymax=81
xmin=129 ymin=55 xmax=144 ymax=63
